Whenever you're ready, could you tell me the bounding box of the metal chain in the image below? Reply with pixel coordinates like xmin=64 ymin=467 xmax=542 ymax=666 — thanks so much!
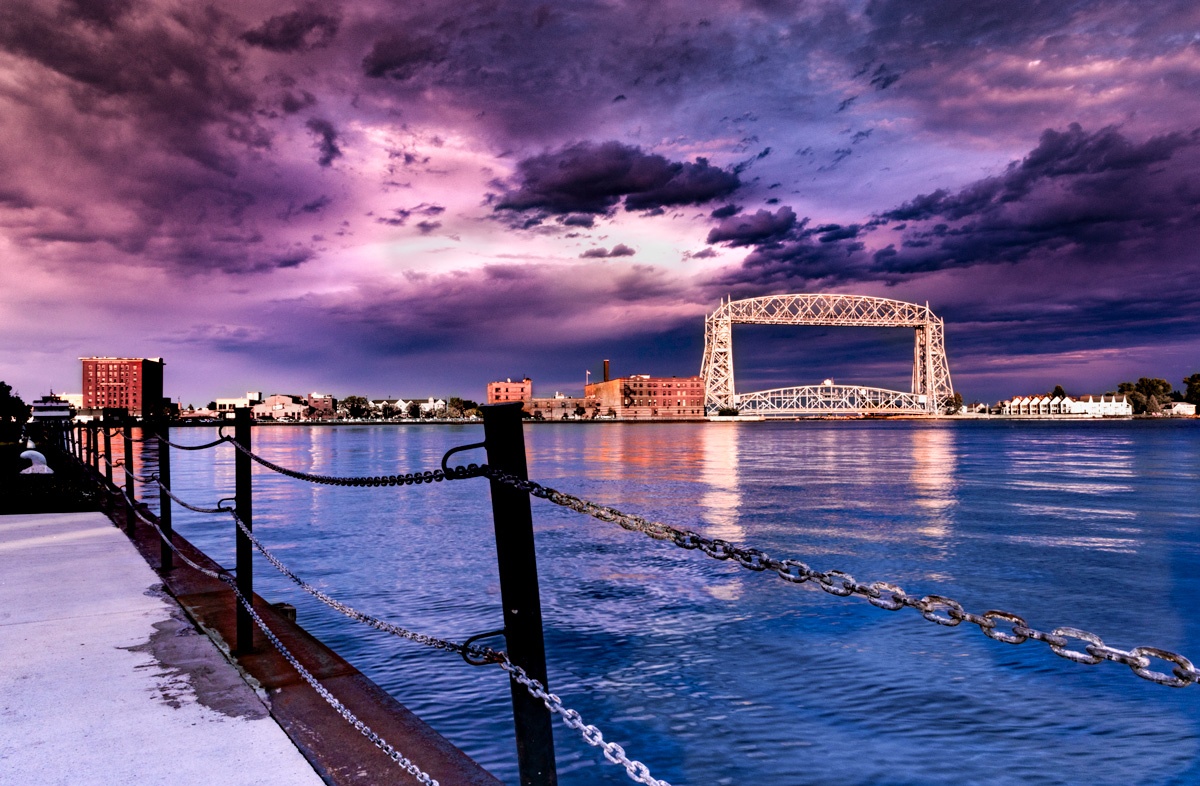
xmin=225 ymin=580 xmax=440 ymax=786
xmin=156 ymin=434 xmax=234 ymax=451
xmin=225 ymin=438 xmax=484 ymax=487
xmin=500 ymin=660 xmax=671 ymax=786
xmin=229 ymin=510 xmax=498 ymax=660
xmin=228 ymin=510 xmax=669 ymax=785
xmin=112 ymin=484 xmax=439 ymax=785
xmin=480 ymin=468 xmax=1200 ymax=689
xmin=154 ymin=479 xmax=232 ymax=514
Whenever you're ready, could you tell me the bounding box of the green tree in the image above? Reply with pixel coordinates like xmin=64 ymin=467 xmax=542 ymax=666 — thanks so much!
xmin=0 ymin=381 xmax=30 ymax=443
xmin=341 ymin=395 xmax=370 ymax=418
xmin=1119 ymin=378 xmax=1173 ymax=414
xmin=942 ymin=391 xmax=964 ymax=414
xmin=1049 ymin=385 xmax=1067 ymax=399
xmin=405 ymin=401 xmax=421 ymax=419
xmin=1184 ymin=373 xmax=1200 ymax=406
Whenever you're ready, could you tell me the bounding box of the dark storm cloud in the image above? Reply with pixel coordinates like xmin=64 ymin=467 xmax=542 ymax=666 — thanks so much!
xmin=305 ymin=118 xmax=342 ymax=166
xmin=707 ymin=207 xmax=797 ymax=246
xmin=494 ymin=141 xmax=739 ymax=222
xmin=64 ymin=0 xmax=136 ymax=28
xmin=875 ymin=124 xmax=1200 ymax=274
xmin=241 ymin=6 xmax=341 ymax=52
xmin=712 ymin=123 xmax=1200 ymax=293
xmin=304 ymin=261 xmax=691 ymax=355
xmin=580 ymin=244 xmax=635 ymax=258
xmin=362 ymin=34 xmax=446 ymax=79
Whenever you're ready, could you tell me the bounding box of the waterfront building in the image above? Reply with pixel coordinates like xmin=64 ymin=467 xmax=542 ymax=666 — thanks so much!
xmin=215 ymin=391 xmax=262 ymax=416
xmin=80 ymin=356 xmax=164 ymax=417
xmin=526 ymin=394 xmax=596 ymax=420
xmin=1165 ymin=402 xmax=1197 ymax=416
xmin=252 ymin=394 xmax=308 ymax=420
xmin=999 ymin=394 xmax=1132 ymax=417
xmin=585 ymin=374 xmax=706 ymax=420
xmin=307 ymin=393 xmax=337 ymax=415
xmin=487 ymin=377 xmax=532 ymax=404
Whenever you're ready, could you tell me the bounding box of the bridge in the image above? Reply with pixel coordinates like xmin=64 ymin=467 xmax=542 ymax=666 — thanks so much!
xmin=700 ymin=294 xmax=954 ymax=417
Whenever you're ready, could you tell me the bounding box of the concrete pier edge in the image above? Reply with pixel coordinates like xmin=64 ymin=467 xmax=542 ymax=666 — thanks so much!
xmin=92 ymin=473 xmax=504 ymax=786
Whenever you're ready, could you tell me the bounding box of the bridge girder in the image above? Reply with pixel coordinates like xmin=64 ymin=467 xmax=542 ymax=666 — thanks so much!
xmin=700 ymin=293 xmax=954 ymax=416
xmin=736 ymin=384 xmax=929 ymax=416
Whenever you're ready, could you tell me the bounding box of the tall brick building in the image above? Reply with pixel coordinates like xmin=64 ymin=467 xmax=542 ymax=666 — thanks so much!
xmin=81 ymin=357 xmax=164 ymax=417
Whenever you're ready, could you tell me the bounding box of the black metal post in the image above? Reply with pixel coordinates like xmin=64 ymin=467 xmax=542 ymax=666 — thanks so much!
xmin=123 ymin=424 xmax=136 ymax=533
xmin=102 ymin=424 xmax=113 ymax=484
xmin=234 ymin=408 xmax=254 ymax=653
xmin=158 ymin=423 xmax=173 ymax=572
xmin=92 ymin=424 xmax=101 ymax=475
xmin=482 ymin=403 xmax=558 ymax=786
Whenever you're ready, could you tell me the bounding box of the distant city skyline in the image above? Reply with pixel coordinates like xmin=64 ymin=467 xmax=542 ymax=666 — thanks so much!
xmin=2 ymin=1 xmax=1199 ymax=404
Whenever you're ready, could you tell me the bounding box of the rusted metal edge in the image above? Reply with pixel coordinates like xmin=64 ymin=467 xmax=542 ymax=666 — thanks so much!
xmin=92 ymin=484 xmax=503 ymax=786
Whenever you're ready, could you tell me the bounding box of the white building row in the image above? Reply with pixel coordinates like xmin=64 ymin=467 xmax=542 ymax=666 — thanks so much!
xmin=999 ymin=394 xmax=1132 ymax=417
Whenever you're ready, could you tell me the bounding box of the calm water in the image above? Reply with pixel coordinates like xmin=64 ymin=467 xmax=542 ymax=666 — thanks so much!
xmin=130 ymin=420 xmax=1200 ymax=785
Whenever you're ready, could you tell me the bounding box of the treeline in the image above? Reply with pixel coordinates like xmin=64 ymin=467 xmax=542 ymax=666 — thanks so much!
xmin=1047 ymin=374 xmax=1200 ymax=415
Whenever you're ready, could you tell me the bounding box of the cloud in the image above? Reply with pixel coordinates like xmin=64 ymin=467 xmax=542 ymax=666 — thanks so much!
xmin=241 ymin=6 xmax=340 ymax=52
xmin=580 ymin=244 xmax=635 ymax=258
xmin=362 ymin=34 xmax=445 ymax=79
xmin=707 ymin=207 xmax=797 ymax=246
xmin=494 ymin=141 xmax=739 ymax=221
xmin=305 ymin=118 xmax=342 ymax=166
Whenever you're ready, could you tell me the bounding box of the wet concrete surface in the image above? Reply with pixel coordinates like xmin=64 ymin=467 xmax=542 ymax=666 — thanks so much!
xmin=0 ymin=512 xmax=327 ymax=785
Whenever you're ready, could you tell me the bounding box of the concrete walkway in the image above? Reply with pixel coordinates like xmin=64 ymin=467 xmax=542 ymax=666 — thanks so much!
xmin=0 ymin=512 xmax=327 ymax=786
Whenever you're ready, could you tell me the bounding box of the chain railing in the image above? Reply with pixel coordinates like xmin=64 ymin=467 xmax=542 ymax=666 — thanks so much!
xmin=476 ymin=466 xmax=1200 ymax=689
xmin=106 ymin=480 xmax=442 ymax=786
xmin=56 ymin=408 xmax=1200 ymax=786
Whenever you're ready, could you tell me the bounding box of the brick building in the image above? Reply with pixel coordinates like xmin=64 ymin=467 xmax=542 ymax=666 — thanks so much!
xmin=487 ymin=377 xmax=532 ymax=404
xmin=585 ymin=374 xmax=705 ymax=420
xmin=80 ymin=357 xmax=164 ymax=417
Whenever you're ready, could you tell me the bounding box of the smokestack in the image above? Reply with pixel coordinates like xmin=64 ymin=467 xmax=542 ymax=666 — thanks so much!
xmin=603 ymin=359 xmax=610 ymax=383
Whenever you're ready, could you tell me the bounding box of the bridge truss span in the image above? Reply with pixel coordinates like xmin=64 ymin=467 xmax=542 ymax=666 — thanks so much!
xmin=701 ymin=294 xmax=954 ymax=417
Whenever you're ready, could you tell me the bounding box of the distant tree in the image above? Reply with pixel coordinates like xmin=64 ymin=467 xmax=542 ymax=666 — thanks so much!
xmin=574 ymin=405 xmax=586 ymax=417
xmin=1184 ymin=373 xmax=1200 ymax=406
xmin=0 ymin=381 xmax=30 ymax=442
xmin=341 ymin=395 xmax=370 ymax=418
xmin=942 ymin=391 xmax=964 ymax=415
xmin=206 ymin=401 xmax=217 ymax=410
xmin=1049 ymin=385 xmax=1067 ymax=399
xmin=1119 ymin=378 xmax=1173 ymax=414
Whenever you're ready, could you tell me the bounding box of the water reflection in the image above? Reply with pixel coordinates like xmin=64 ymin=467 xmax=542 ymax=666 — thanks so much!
xmin=699 ymin=424 xmax=742 ymax=541
xmin=909 ymin=426 xmax=956 ymax=538
xmin=134 ymin=421 xmax=1200 ymax=786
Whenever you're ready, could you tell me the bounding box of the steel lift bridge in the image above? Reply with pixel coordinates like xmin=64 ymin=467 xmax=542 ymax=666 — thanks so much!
xmin=701 ymin=294 xmax=955 ymax=417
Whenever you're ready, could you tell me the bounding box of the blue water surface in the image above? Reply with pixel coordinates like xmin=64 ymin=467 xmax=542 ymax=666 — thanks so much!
xmin=134 ymin=420 xmax=1200 ymax=786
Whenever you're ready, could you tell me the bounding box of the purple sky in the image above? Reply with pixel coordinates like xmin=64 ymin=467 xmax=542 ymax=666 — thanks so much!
xmin=2 ymin=0 xmax=1199 ymax=406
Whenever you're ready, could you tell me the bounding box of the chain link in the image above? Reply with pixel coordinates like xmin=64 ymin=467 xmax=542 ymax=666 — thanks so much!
xmin=500 ymin=660 xmax=671 ymax=786
xmin=225 ymin=438 xmax=485 ymax=487
xmin=225 ymin=580 xmax=440 ymax=785
xmin=480 ymin=467 xmax=1200 ymax=689
xmin=229 ymin=510 xmax=670 ymax=785
xmin=112 ymin=483 xmax=440 ymax=785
